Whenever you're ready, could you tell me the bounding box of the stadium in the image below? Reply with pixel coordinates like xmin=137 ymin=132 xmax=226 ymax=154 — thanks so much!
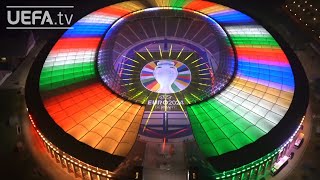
xmin=24 ymin=0 xmax=309 ymax=179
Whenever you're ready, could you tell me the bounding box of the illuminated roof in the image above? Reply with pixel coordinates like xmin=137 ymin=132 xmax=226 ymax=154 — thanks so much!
xmin=40 ymin=0 xmax=294 ymax=156
xmin=184 ymin=3 xmax=295 ymax=157
xmin=26 ymin=0 xmax=307 ymax=172
xmin=43 ymin=82 xmax=144 ymax=156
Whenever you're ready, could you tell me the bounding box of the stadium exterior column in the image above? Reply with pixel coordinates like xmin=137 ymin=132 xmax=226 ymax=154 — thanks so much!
xmin=260 ymin=163 xmax=266 ymax=176
xmin=66 ymin=162 xmax=71 ymax=173
xmin=257 ymin=164 xmax=263 ymax=178
xmin=88 ymin=171 xmax=93 ymax=180
xmin=59 ymin=158 xmax=64 ymax=168
xmin=70 ymin=163 xmax=76 ymax=177
xmin=283 ymin=143 xmax=290 ymax=155
xmin=79 ymin=167 xmax=84 ymax=178
xmin=272 ymin=154 xmax=278 ymax=165
xmin=55 ymin=152 xmax=60 ymax=163
xmin=50 ymin=149 xmax=54 ymax=158
xmin=266 ymin=160 xmax=271 ymax=171
xmin=63 ymin=158 xmax=67 ymax=168
xmin=45 ymin=143 xmax=50 ymax=153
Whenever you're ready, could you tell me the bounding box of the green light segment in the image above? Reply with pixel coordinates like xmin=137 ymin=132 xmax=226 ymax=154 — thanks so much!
xmin=214 ymin=139 xmax=236 ymax=155
xmin=40 ymin=62 xmax=96 ymax=91
xmin=228 ymin=35 xmax=279 ymax=48
xmin=221 ymin=124 xmax=241 ymax=138
xmin=244 ymin=127 xmax=265 ymax=141
xmin=188 ymin=110 xmax=219 ymax=157
xmin=199 ymin=143 xmax=218 ymax=157
xmin=230 ymin=133 xmax=252 ymax=149
xmin=233 ymin=118 xmax=253 ymax=132
xmin=207 ymin=129 xmax=227 ymax=142
xmin=201 ymin=121 xmax=218 ymax=131
xmin=214 ymin=116 xmax=230 ymax=127
xmin=188 ymin=98 xmax=268 ymax=157
xmin=171 ymin=0 xmax=190 ymax=8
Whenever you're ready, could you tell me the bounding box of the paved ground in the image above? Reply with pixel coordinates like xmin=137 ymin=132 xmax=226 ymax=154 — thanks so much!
xmin=143 ymin=142 xmax=186 ymax=180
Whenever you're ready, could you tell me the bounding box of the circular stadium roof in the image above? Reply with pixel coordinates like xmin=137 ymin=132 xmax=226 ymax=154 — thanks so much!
xmin=97 ymin=8 xmax=235 ymax=104
xmin=25 ymin=0 xmax=309 ymax=176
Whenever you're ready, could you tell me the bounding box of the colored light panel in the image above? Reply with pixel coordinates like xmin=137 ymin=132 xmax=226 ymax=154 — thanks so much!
xmin=40 ymin=50 xmax=96 ymax=91
xmin=39 ymin=1 xmax=147 ymax=91
xmin=63 ymin=23 xmax=111 ymax=38
xmin=43 ymin=82 xmax=144 ymax=157
xmin=183 ymin=1 xmax=217 ymax=10
xmin=187 ymin=3 xmax=295 ymax=157
xmin=39 ymin=1 xmax=148 ymax=157
xmin=38 ymin=0 xmax=296 ymax=162
xmin=209 ymin=10 xmax=254 ymax=24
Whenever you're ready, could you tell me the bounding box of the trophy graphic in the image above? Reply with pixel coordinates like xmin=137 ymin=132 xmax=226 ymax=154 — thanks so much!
xmin=153 ymin=60 xmax=178 ymax=93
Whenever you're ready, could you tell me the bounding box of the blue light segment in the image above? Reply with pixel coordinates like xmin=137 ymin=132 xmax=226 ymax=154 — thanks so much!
xmin=209 ymin=10 xmax=254 ymax=24
xmin=63 ymin=23 xmax=111 ymax=38
xmin=237 ymin=61 xmax=294 ymax=87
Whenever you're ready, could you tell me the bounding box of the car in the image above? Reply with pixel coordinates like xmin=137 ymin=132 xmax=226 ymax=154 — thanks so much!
xmin=294 ymin=133 xmax=304 ymax=148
